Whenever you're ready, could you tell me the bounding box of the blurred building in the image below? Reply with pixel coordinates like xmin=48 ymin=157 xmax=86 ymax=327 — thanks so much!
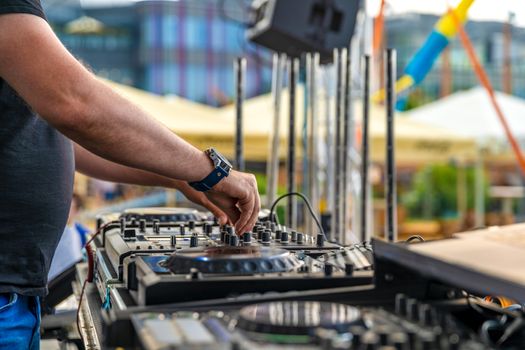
xmin=42 ymin=1 xmax=525 ymax=108
xmin=43 ymin=0 xmax=271 ymax=106
xmin=386 ymin=13 xmax=525 ymax=108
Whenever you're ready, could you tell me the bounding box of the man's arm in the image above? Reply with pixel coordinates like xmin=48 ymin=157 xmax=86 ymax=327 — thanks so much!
xmin=74 ymin=144 xmax=229 ymax=224
xmin=0 ymin=14 xmax=259 ymax=233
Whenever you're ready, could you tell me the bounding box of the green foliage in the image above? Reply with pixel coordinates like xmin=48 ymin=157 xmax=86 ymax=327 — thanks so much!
xmin=402 ymin=164 xmax=488 ymax=219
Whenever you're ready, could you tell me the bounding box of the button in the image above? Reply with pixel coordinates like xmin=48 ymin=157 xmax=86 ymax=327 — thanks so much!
xmin=123 ymin=229 xmax=136 ymax=239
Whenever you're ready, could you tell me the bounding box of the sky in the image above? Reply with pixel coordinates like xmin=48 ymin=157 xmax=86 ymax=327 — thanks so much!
xmin=79 ymin=0 xmax=525 ymax=27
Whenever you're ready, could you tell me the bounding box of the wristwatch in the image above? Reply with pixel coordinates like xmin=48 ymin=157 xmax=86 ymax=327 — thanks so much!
xmin=189 ymin=148 xmax=232 ymax=192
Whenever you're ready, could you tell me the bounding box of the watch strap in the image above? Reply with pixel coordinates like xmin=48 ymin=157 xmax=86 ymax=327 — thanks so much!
xmin=189 ymin=166 xmax=229 ymax=192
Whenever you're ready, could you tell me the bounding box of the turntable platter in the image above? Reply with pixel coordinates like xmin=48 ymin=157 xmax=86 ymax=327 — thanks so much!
xmin=163 ymin=246 xmax=303 ymax=275
xmin=237 ymin=301 xmax=361 ymax=336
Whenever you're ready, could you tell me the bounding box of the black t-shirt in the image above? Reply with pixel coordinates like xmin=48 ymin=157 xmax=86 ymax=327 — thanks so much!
xmin=0 ymin=0 xmax=74 ymax=296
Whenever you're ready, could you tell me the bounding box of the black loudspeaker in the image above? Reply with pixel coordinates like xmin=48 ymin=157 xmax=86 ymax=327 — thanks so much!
xmin=247 ymin=0 xmax=360 ymax=62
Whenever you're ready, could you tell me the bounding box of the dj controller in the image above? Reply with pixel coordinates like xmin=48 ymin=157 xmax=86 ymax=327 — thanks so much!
xmin=75 ymin=208 xmax=525 ymax=349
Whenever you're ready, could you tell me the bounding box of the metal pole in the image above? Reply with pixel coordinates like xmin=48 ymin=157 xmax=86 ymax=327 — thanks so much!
xmin=331 ymin=49 xmax=343 ymax=243
xmin=361 ymin=55 xmax=371 ymax=243
xmin=307 ymin=53 xmax=321 ymax=234
xmin=474 ymin=149 xmax=485 ymax=228
xmin=342 ymin=48 xmax=352 ymax=245
xmin=266 ymin=54 xmax=285 ymax=207
xmin=235 ymin=57 xmax=246 ymax=171
xmin=385 ymin=48 xmax=397 ymax=242
xmin=286 ymin=58 xmax=299 ymax=228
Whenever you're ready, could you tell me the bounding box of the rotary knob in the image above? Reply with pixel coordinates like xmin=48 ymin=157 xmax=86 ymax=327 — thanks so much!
xmin=179 ymin=223 xmax=186 ymax=235
xmin=153 ymin=219 xmax=160 ymax=234
xmin=188 ymin=220 xmax=195 ymax=230
xmin=243 ymin=232 xmax=252 ymax=244
xmin=224 ymin=233 xmax=231 ymax=245
xmin=229 ymin=234 xmax=239 ymax=246
xmin=296 ymin=232 xmax=304 ymax=245
xmin=190 ymin=234 xmax=198 ymax=248
xmin=275 ymin=230 xmax=282 ymax=241
xmin=170 ymin=235 xmax=177 ymax=247
xmin=395 ymin=294 xmax=408 ymax=316
xmin=280 ymin=231 xmax=289 ymax=244
xmin=262 ymin=230 xmax=271 ymax=245
xmin=316 ymin=233 xmax=325 ymax=247
xmin=290 ymin=230 xmax=297 ymax=242
xmin=139 ymin=219 xmax=146 ymax=233
xmin=349 ymin=326 xmax=366 ymax=349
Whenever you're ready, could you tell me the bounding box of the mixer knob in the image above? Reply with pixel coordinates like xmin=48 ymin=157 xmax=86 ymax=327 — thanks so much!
xmin=243 ymin=232 xmax=252 ymax=244
xmin=349 ymin=326 xmax=366 ymax=348
xmin=220 ymin=230 xmax=227 ymax=242
xmin=362 ymin=331 xmax=380 ymax=350
xmin=375 ymin=325 xmax=391 ymax=345
xmin=290 ymin=230 xmax=297 ymax=241
xmin=179 ymin=224 xmax=186 ymax=235
xmin=270 ymin=222 xmax=277 ymax=232
xmin=190 ymin=234 xmax=198 ymax=248
xmin=262 ymin=230 xmax=271 ymax=244
xmin=139 ymin=219 xmax=146 ymax=233
xmin=316 ymin=233 xmax=325 ymax=247
xmin=406 ymin=298 xmax=419 ymax=321
xmin=389 ymin=332 xmax=409 ymax=350
xmin=345 ymin=263 xmax=354 ymax=276
xmin=265 ymin=221 xmax=272 ymax=229
xmin=153 ymin=220 xmax=160 ymax=234
xmin=419 ymin=304 xmax=435 ymax=326
xmin=205 ymin=224 xmax=213 ymax=235
xmin=395 ymin=294 xmax=408 ymax=316
xmin=280 ymin=231 xmax=289 ymax=244
xmin=275 ymin=230 xmax=282 ymax=241
xmin=296 ymin=232 xmax=304 ymax=244
xmin=224 ymin=233 xmax=231 ymax=245
xmin=229 ymin=234 xmax=239 ymax=246
xmin=324 ymin=263 xmax=333 ymax=277
xmin=227 ymin=225 xmax=234 ymax=235
xmin=188 ymin=220 xmax=195 ymax=230
xmin=170 ymin=235 xmax=177 ymax=247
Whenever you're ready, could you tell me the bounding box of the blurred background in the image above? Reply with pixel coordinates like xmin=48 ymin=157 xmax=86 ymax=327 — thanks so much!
xmin=41 ymin=0 xmax=525 ymax=240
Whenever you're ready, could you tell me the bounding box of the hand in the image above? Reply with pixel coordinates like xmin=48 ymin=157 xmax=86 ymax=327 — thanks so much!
xmin=173 ymin=180 xmax=229 ymax=225
xmin=205 ymin=170 xmax=260 ymax=235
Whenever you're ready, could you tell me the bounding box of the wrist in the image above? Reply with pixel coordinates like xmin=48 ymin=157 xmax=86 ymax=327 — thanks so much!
xmin=188 ymin=148 xmax=232 ymax=192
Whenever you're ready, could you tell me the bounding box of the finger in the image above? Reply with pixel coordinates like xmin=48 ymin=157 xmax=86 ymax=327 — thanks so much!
xmin=239 ymin=190 xmax=259 ymax=234
xmin=203 ymin=200 xmax=229 ymax=226
xmin=235 ymin=194 xmax=255 ymax=235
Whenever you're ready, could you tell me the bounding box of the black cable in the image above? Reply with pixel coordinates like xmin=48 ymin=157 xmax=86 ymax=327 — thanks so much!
xmin=405 ymin=235 xmax=425 ymax=243
xmin=269 ymin=192 xmax=326 ymax=238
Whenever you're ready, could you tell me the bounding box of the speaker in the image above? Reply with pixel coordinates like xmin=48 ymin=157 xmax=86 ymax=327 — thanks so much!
xmin=247 ymin=0 xmax=360 ymax=62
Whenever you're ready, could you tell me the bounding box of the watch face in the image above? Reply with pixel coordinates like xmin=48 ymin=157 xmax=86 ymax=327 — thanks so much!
xmin=206 ymin=148 xmax=232 ymax=170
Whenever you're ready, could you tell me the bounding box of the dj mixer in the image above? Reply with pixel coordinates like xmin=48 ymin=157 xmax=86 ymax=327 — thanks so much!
xmin=75 ymin=208 xmax=525 ymax=349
